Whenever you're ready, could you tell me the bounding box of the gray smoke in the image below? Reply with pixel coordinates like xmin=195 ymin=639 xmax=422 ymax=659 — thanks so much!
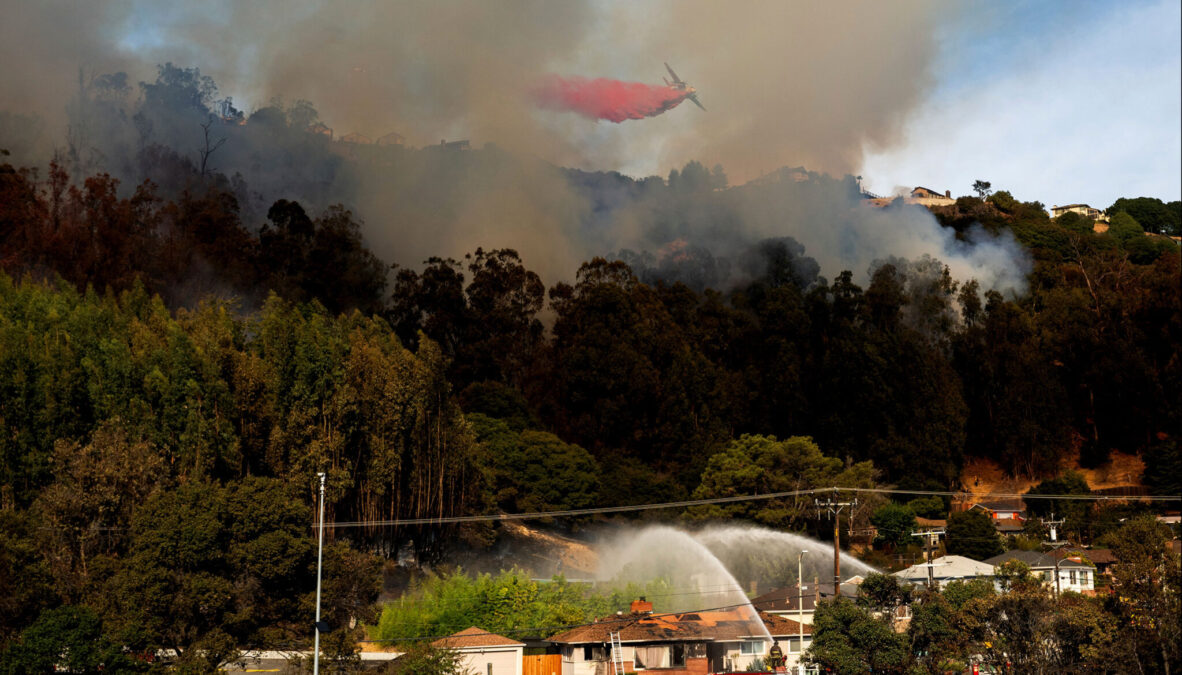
xmin=0 ymin=1 xmax=1033 ymax=296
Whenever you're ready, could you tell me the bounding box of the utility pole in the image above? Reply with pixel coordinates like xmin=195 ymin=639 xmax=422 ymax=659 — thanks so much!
xmin=797 ymin=550 xmax=808 ymax=675
xmin=1041 ymin=512 xmax=1065 ymax=543
xmin=816 ymin=493 xmax=857 ymax=589
xmin=910 ymin=529 xmax=944 ymax=590
xmin=314 ymin=473 xmax=326 ymax=675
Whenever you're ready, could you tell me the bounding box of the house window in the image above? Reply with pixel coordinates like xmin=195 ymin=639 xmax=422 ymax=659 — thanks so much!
xmin=740 ymin=640 xmax=764 ymax=655
xmin=634 ymin=646 xmax=670 ymax=669
xmin=671 ymin=644 xmax=687 ymax=667
xmin=583 ymin=646 xmax=593 ymax=662
xmin=786 ymin=637 xmax=805 ymax=654
xmin=1069 ymin=570 xmax=1076 ymax=584
xmin=1080 ymin=571 xmax=1089 ymax=585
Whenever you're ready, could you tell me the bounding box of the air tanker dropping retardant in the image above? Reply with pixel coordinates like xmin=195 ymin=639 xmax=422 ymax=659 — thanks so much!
xmin=530 ymin=63 xmax=705 ymax=122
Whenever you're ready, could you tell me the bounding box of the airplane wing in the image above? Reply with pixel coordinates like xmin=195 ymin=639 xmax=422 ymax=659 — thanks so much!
xmin=687 ymin=93 xmax=706 ymax=111
xmin=664 ymin=62 xmax=684 ymax=85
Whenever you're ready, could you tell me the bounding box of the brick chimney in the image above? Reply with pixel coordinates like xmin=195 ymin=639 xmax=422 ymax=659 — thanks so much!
xmin=630 ymin=597 xmax=653 ymax=614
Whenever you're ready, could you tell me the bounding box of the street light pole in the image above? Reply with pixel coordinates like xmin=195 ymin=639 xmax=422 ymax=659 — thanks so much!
xmin=798 ymin=550 xmax=808 ymax=675
xmin=314 ymin=472 xmax=326 ymax=675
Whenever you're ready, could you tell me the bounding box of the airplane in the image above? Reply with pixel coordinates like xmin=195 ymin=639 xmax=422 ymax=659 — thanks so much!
xmin=663 ymin=62 xmax=706 ymax=111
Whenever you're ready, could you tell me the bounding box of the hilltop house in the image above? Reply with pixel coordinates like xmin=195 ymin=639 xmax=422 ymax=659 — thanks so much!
xmin=1051 ymin=203 xmax=1106 ymax=221
xmin=984 ymin=550 xmax=1095 ymax=595
xmin=547 ymin=599 xmax=812 ymax=675
xmin=907 ymin=186 xmax=955 ymax=206
xmin=432 ymin=627 xmax=525 ymax=675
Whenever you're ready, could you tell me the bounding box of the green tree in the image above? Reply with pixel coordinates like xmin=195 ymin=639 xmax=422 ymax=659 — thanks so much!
xmin=1108 ymin=196 xmax=1182 ymax=236
xmin=906 ymin=495 xmax=947 ymax=519
xmin=869 ymin=503 xmax=917 ymax=550
xmin=972 ymin=180 xmax=992 ymax=199
xmin=1024 ymin=470 xmax=1091 ymax=541
xmin=940 ymin=578 xmax=995 ymax=612
xmin=688 ymin=435 xmax=875 ymax=529
xmin=855 ymin=573 xmax=911 ymax=614
xmin=0 ymin=512 xmax=55 ymax=647
xmin=382 ymin=642 xmax=470 ymax=675
xmin=0 ymin=606 xmax=144 ymax=674
xmin=1107 ymin=210 xmax=1145 ymax=245
xmin=907 ymin=590 xmax=959 ymax=674
xmin=104 ymin=478 xmax=336 ymax=672
xmin=944 ymin=510 xmax=1002 ymax=560
xmin=1106 ymin=516 xmax=1182 ymax=672
xmin=469 ymin=414 xmax=599 ymax=516
xmin=806 ymin=597 xmax=910 ymax=674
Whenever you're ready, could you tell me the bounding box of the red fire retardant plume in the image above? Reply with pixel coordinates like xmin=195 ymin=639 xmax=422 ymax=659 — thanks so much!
xmin=531 ymin=75 xmax=688 ymax=122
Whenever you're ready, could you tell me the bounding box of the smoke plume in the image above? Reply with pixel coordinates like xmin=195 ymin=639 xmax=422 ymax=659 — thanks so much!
xmin=0 ymin=1 xmax=1040 ymax=299
xmin=531 ymin=75 xmax=688 ymax=122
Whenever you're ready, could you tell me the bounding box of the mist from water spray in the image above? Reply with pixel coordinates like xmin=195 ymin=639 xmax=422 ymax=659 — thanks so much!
xmin=594 ymin=525 xmax=772 ymax=641
xmin=692 ymin=524 xmax=878 ymax=592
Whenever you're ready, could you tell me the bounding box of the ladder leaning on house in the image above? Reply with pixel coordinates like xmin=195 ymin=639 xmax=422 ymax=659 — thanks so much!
xmin=609 ymin=632 xmax=625 ymax=675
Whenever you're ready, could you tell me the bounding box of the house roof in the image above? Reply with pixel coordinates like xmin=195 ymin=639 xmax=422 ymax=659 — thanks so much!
xmin=432 ymin=627 xmax=524 ymax=649
xmin=984 ymin=550 xmax=1091 ymax=569
xmin=910 ymin=186 xmax=948 ymax=197
xmin=915 ymin=517 xmax=947 ymax=528
xmin=546 ymin=609 xmax=807 ymax=645
xmin=973 ymin=499 xmax=1026 ymax=512
xmin=994 ymin=517 xmax=1026 ymax=533
xmin=1053 ymin=548 xmax=1117 ymax=565
xmin=751 ymin=581 xmax=856 ymax=613
xmin=893 ymin=555 xmax=995 ymax=582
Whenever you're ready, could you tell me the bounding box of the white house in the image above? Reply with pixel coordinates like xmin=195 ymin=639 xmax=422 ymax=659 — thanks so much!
xmin=433 ymin=627 xmax=524 ymax=675
xmin=984 ymin=550 xmax=1095 ymax=595
xmin=893 ymin=555 xmax=997 ymax=590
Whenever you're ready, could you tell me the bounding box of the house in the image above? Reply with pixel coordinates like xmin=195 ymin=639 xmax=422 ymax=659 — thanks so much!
xmin=984 ymin=550 xmax=1095 ymax=595
xmin=751 ymin=580 xmax=858 ymax=626
xmin=546 ymin=599 xmax=812 ymax=675
xmin=970 ymin=500 xmax=1029 ymax=534
xmin=376 ymin=131 xmax=405 ymax=146
xmin=971 ymin=500 xmax=1027 ymax=521
xmin=893 ymin=555 xmax=996 ymax=590
xmin=306 ymin=122 xmax=333 ymax=139
xmin=339 ymin=132 xmax=373 ymax=144
xmin=907 ymin=186 xmax=955 ymax=207
xmin=435 ymin=138 xmax=470 ymax=151
xmin=1054 ymin=203 xmax=1106 ymax=222
xmin=432 ymin=627 xmax=524 ymax=675
xmin=1053 ymin=547 xmax=1117 ymax=580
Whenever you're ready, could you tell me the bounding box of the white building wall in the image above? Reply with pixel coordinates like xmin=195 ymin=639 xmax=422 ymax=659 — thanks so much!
xmin=458 ymin=647 xmax=522 ymax=675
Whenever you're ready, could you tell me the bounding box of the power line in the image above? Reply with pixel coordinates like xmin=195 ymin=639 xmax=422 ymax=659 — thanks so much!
xmin=318 ymin=486 xmax=1180 ymax=529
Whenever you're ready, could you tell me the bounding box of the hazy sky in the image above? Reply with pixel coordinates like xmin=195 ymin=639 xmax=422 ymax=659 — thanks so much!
xmin=859 ymin=0 xmax=1182 ymax=209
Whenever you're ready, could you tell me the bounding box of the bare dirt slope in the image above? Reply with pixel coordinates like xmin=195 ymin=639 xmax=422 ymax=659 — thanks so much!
xmin=960 ymin=450 xmax=1145 ymax=500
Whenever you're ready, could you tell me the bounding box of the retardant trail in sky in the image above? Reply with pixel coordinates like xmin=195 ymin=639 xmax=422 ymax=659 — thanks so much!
xmin=531 ymin=75 xmax=688 ymax=122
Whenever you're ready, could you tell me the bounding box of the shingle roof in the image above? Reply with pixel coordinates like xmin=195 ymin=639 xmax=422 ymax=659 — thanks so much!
xmin=432 ymin=627 xmax=524 ymax=649
xmin=1053 ymin=548 xmax=1116 ymax=565
xmin=546 ymin=609 xmax=807 ymax=645
xmin=893 ymin=555 xmax=995 ymax=582
xmin=751 ymin=581 xmax=856 ymax=613
xmin=984 ymin=550 xmax=1090 ymax=569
